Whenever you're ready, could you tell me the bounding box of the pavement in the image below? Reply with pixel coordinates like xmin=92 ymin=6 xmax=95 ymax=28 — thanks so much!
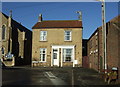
xmin=1 ymin=66 xmax=120 ymax=87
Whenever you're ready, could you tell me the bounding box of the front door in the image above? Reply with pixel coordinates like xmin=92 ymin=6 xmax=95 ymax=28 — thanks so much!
xmin=53 ymin=49 xmax=59 ymax=66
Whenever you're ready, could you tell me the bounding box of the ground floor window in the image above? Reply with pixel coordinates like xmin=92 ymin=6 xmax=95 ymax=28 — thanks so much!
xmin=2 ymin=47 xmax=4 ymax=54
xmin=63 ymin=48 xmax=73 ymax=62
xmin=40 ymin=48 xmax=47 ymax=62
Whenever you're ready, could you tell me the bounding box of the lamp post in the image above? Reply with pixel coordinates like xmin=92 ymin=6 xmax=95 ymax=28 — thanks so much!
xmin=96 ymin=0 xmax=107 ymax=73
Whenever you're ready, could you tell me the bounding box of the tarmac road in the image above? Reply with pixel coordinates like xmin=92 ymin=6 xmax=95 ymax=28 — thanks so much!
xmin=2 ymin=67 xmax=116 ymax=87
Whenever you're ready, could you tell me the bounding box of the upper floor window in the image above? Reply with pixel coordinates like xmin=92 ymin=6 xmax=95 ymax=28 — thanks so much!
xmin=40 ymin=31 xmax=47 ymax=41
xmin=64 ymin=31 xmax=71 ymax=41
xmin=40 ymin=48 xmax=47 ymax=62
xmin=2 ymin=25 xmax=6 ymax=40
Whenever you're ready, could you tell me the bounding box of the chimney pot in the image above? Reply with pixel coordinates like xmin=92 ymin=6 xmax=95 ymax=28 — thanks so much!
xmin=38 ymin=14 xmax=43 ymax=22
xmin=9 ymin=10 xmax=12 ymax=18
xmin=76 ymin=11 xmax=82 ymax=21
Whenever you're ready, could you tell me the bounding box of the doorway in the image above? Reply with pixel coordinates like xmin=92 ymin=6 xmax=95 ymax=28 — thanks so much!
xmin=52 ymin=48 xmax=59 ymax=66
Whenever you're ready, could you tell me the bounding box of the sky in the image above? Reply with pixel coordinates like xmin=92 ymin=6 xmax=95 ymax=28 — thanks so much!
xmin=1 ymin=2 xmax=119 ymax=39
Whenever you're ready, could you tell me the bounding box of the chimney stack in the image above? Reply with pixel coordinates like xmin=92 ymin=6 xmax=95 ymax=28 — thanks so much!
xmin=38 ymin=14 xmax=43 ymax=22
xmin=76 ymin=11 xmax=82 ymax=21
xmin=9 ymin=10 xmax=12 ymax=18
xmin=8 ymin=10 xmax=12 ymax=27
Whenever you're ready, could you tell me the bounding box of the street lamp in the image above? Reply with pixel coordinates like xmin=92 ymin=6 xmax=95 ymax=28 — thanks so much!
xmin=96 ymin=0 xmax=107 ymax=73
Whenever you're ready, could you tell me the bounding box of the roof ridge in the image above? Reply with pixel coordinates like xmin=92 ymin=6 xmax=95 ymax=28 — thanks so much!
xmin=42 ymin=20 xmax=81 ymax=22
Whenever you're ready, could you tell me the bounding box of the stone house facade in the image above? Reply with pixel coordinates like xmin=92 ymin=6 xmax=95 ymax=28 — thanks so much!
xmin=0 ymin=12 xmax=32 ymax=66
xmin=87 ymin=15 xmax=120 ymax=81
xmin=32 ymin=14 xmax=83 ymax=67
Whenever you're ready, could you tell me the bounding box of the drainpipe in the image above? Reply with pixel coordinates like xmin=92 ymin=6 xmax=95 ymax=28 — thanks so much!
xmin=61 ymin=48 xmax=63 ymax=67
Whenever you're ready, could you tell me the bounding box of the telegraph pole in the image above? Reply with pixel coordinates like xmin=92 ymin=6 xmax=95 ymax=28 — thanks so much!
xmin=102 ymin=0 xmax=107 ymax=73
xmin=0 ymin=2 xmax=2 ymax=87
xmin=96 ymin=0 xmax=107 ymax=73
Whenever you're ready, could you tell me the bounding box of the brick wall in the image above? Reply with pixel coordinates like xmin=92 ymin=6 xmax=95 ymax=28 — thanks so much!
xmin=88 ymin=15 xmax=120 ymax=74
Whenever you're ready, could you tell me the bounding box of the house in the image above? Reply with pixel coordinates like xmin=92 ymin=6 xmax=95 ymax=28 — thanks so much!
xmin=32 ymin=14 xmax=83 ymax=67
xmin=87 ymin=15 xmax=120 ymax=82
xmin=0 ymin=11 xmax=32 ymax=66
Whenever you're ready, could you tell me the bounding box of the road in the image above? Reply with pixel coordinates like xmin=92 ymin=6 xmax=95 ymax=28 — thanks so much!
xmin=2 ymin=67 xmax=115 ymax=87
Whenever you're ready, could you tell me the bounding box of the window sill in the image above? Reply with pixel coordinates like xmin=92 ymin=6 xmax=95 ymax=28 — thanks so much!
xmin=63 ymin=61 xmax=73 ymax=62
xmin=64 ymin=40 xmax=72 ymax=42
xmin=39 ymin=61 xmax=46 ymax=63
xmin=2 ymin=40 xmax=6 ymax=42
xmin=39 ymin=41 xmax=47 ymax=42
xmin=32 ymin=61 xmax=46 ymax=63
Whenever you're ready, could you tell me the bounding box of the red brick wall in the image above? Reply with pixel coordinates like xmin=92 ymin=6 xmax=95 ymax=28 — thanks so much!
xmin=88 ymin=16 xmax=120 ymax=74
xmin=98 ymin=27 xmax=103 ymax=71
xmin=87 ymin=30 xmax=99 ymax=71
xmin=106 ymin=22 xmax=119 ymax=69
xmin=82 ymin=56 xmax=89 ymax=68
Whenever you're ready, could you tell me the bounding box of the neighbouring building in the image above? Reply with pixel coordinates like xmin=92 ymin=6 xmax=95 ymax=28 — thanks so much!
xmin=32 ymin=14 xmax=83 ymax=67
xmin=87 ymin=15 xmax=120 ymax=81
xmin=87 ymin=28 xmax=100 ymax=71
xmin=82 ymin=39 xmax=89 ymax=68
xmin=0 ymin=12 xmax=32 ymax=66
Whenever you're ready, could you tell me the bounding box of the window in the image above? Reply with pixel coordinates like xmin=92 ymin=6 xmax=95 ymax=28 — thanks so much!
xmin=63 ymin=48 xmax=72 ymax=62
xmin=40 ymin=48 xmax=47 ymax=62
xmin=40 ymin=31 xmax=47 ymax=41
xmin=1 ymin=47 xmax=4 ymax=54
xmin=90 ymin=40 xmax=92 ymax=49
xmin=64 ymin=31 xmax=71 ymax=41
xmin=23 ymin=32 xmax=25 ymax=40
xmin=2 ymin=25 xmax=6 ymax=40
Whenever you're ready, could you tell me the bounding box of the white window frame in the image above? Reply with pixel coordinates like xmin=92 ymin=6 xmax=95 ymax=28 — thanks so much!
xmin=40 ymin=48 xmax=47 ymax=62
xmin=64 ymin=31 xmax=72 ymax=41
xmin=40 ymin=31 xmax=47 ymax=41
xmin=63 ymin=48 xmax=73 ymax=62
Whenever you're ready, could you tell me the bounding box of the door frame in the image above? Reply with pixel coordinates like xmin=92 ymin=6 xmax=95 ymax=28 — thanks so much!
xmin=52 ymin=48 xmax=59 ymax=66
xmin=51 ymin=45 xmax=75 ymax=67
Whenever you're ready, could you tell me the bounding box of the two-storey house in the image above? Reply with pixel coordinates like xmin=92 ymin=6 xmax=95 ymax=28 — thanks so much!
xmin=32 ymin=14 xmax=83 ymax=67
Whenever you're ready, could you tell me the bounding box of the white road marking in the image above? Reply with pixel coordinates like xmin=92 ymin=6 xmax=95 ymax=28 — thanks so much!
xmin=45 ymin=71 xmax=67 ymax=85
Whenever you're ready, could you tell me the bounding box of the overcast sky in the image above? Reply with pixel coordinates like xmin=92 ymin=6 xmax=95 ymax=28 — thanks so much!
xmin=2 ymin=2 xmax=119 ymax=39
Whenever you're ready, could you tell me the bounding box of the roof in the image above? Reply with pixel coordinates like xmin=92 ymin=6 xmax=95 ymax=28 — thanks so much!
xmin=1 ymin=12 xmax=31 ymax=32
xmin=88 ymin=15 xmax=120 ymax=41
xmin=110 ymin=15 xmax=120 ymax=23
xmin=1 ymin=12 xmax=9 ymax=19
xmin=32 ymin=20 xmax=82 ymax=29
